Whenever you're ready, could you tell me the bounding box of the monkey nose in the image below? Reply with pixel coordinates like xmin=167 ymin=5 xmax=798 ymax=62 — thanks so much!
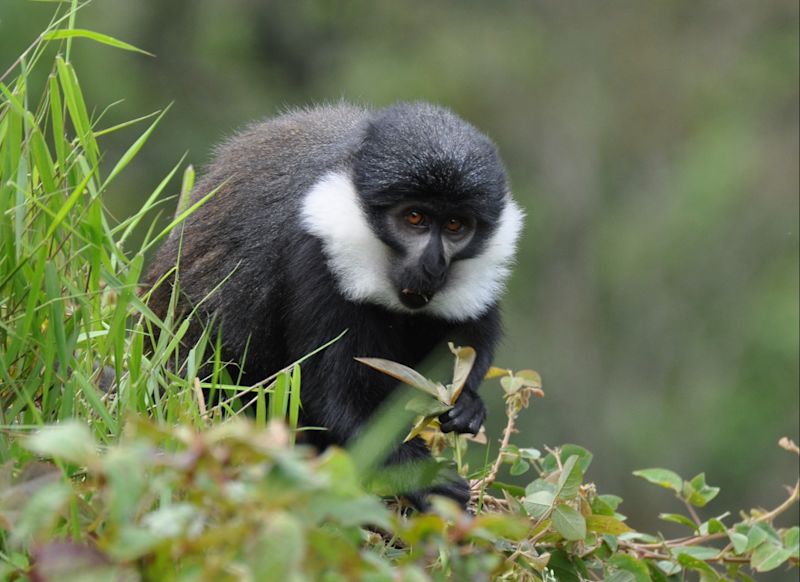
xmin=399 ymin=288 xmax=432 ymax=309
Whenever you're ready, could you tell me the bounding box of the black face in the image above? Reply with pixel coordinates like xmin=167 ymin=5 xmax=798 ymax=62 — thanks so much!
xmin=384 ymin=202 xmax=477 ymax=308
xmin=352 ymin=102 xmax=510 ymax=310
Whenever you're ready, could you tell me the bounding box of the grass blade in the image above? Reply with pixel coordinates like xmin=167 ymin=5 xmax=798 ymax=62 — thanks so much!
xmin=43 ymin=29 xmax=154 ymax=56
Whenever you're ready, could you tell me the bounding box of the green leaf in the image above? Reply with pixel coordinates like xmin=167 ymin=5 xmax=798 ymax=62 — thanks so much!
xmin=728 ymin=531 xmax=748 ymax=554
xmin=745 ymin=524 xmax=768 ymax=550
xmin=525 ymin=478 xmax=555 ymax=497
xmin=523 ymin=490 xmax=555 ymax=519
xmin=515 ymin=368 xmax=542 ymax=388
xmin=632 ymin=468 xmax=683 ymax=493
xmin=551 ymin=504 xmax=586 ymax=541
xmin=26 ymin=421 xmax=97 ymax=465
xmin=555 ymin=455 xmax=583 ymax=499
xmin=654 ymin=560 xmax=681 ymax=576
xmin=518 ymin=447 xmax=541 ymax=460
xmin=43 ymin=29 xmax=154 ymax=56
xmin=674 ymin=545 xmax=720 ymax=560
xmin=676 ymin=554 xmax=721 ymax=580
xmin=510 ymin=458 xmax=530 ymax=476
xmin=404 ymin=395 xmax=452 ymax=416
xmin=750 ymin=542 xmax=793 ymax=572
xmin=592 ymin=494 xmax=623 ymax=516
xmin=545 ymin=550 xmax=582 ymax=582
xmin=269 ymin=371 xmax=289 ymax=421
xmin=471 ymin=514 xmax=531 ymax=541
xmin=542 ymin=444 xmax=593 ymax=473
xmin=13 ymin=482 xmax=72 ymax=542
xmin=699 ymin=517 xmax=726 ymax=535
xmin=783 ymin=526 xmax=799 ymax=557
xmin=659 ymin=512 xmax=698 ymax=530
xmin=607 ymin=554 xmax=651 ymax=582
xmin=101 ymin=104 xmax=171 ymax=189
xmin=586 ymin=514 xmax=633 ymax=535
xmin=683 ymin=473 xmax=720 ymax=507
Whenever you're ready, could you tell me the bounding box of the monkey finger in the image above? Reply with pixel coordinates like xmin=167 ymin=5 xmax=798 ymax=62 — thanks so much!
xmin=440 ymin=409 xmax=478 ymax=433
xmin=467 ymin=415 xmax=483 ymax=435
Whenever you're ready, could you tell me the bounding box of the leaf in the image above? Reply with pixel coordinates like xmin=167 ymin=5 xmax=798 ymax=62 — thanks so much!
xmin=541 ymin=444 xmax=592 ymax=473
xmin=249 ymin=512 xmax=305 ymax=580
xmin=674 ymin=545 xmax=721 ymax=560
xmin=750 ymin=542 xmax=793 ymax=572
xmin=403 ymin=414 xmax=440 ymax=443
xmin=510 ymin=458 xmax=530 ymax=476
xmin=26 ymin=422 xmax=97 ymax=465
xmin=12 ymin=482 xmax=72 ymax=542
xmin=101 ymin=104 xmax=171 ymax=189
xmin=607 ymin=554 xmax=651 ymax=582
xmin=471 ymin=514 xmax=531 ymax=541
xmin=31 ymin=542 xmax=117 ymax=582
xmin=525 ymin=478 xmax=556 ymax=496
xmin=447 ymin=343 xmax=476 ymax=403
xmin=654 ymin=560 xmax=682 ymax=576
xmin=354 ymin=357 xmax=442 ymax=397
xmin=659 ymin=512 xmax=698 ymax=530
xmin=728 ymin=531 xmax=748 ymax=554
xmin=518 ymin=447 xmax=541 ymax=460
xmin=555 ymin=455 xmax=582 ymax=499
xmin=545 ymin=550 xmax=582 ymax=582
xmin=699 ymin=517 xmax=726 ymax=535
xmin=592 ymin=494 xmax=623 ymax=516
xmin=516 ymin=369 xmax=542 ymax=389
xmin=676 ymin=555 xmax=721 ymax=580
xmin=43 ymin=29 xmax=154 ymax=56
xmin=484 ymin=366 xmax=512 ymax=379
xmin=683 ymin=473 xmax=720 ymax=507
xmin=523 ymin=490 xmax=555 ymax=519
xmin=745 ymin=524 xmax=768 ymax=550
xmin=500 ymin=375 xmax=526 ymax=394
xmin=585 ymin=514 xmax=633 ymax=535
xmin=551 ymin=504 xmax=586 ymax=541
xmin=632 ymin=468 xmax=683 ymax=493
xmin=404 ymin=395 xmax=451 ymax=416
xmin=783 ymin=526 xmax=799 ymax=557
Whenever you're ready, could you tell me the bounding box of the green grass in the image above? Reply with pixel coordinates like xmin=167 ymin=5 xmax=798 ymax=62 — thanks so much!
xmin=0 ymin=3 xmax=302 ymax=458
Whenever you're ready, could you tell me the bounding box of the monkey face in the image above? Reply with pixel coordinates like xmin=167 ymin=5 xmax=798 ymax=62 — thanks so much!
xmin=382 ymin=203 xmax=477 ymax=309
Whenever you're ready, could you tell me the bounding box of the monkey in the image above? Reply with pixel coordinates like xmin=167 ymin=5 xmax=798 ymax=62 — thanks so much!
xmin=147 ymin=102 xmax=524 ymax=508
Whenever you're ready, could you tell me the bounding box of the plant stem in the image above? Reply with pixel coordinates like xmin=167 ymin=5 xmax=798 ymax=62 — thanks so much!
xmin=474 ymin=404 xmax=517 ymax=492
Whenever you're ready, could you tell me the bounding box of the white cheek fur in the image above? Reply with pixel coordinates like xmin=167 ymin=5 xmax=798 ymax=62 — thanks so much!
xmin=300 ymin=171 xmax=524 ymax=322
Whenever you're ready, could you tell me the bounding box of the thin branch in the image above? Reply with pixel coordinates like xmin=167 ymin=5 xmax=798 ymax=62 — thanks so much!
xmin=474 ymin=405 xmax=517 ymax=492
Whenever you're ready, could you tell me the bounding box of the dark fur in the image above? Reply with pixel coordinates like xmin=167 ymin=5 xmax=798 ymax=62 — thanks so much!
xmin=147 ymin=102 xmax=510 ymax=507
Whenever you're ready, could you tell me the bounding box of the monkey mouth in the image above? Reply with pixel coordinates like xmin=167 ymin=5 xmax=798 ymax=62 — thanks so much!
xmin=399 ymin=288 xmax=432 ymax=309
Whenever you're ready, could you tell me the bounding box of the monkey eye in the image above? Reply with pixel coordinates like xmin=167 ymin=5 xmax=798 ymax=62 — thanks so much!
xmin=445 ymin=218 xmax=463 ymax=233
xmin=405 ymin=210 xmax=426 ymax=227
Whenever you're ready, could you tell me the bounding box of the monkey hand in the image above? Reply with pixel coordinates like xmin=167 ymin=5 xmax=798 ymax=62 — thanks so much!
xmin=438 ymin=389 xmax=485 ymax=435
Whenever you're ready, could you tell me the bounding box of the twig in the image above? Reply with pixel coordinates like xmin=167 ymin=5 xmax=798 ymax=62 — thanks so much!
xmin=684 ymin=498 xmax=703 ymax=526
xmin=625 ymin=479 xmax=800 ymax=563
xmin=474 ymin=405 xmax=517 ymax=492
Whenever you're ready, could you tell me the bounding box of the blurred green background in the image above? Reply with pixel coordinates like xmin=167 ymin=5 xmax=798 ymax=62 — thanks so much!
xmin=2 ymin=0 xmax=798 ymax=533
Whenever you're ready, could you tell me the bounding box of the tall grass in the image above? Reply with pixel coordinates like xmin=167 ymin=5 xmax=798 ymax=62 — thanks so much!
xmin=0 ymin=5 xmax=288 ymax=457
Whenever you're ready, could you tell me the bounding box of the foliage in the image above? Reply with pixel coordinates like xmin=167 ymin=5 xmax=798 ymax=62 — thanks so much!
xmin=1 ymin=374 xmax=797 ymax=581
xmin=1 ymin=7 xmax=797 ymax=582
